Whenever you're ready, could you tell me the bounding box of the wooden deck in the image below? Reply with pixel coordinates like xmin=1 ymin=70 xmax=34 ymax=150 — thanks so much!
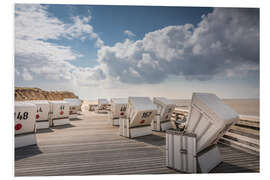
xmin=15 ymin=110 xmax=259 ymax=176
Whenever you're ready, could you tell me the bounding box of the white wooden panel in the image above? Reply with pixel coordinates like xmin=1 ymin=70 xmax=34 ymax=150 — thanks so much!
xmin=166 ymin=130 xmax=197 ymax=173
xmin=53 ymin=118 xmax=70 ymax=126
xmin=69 ymin=114 xmax=78 ymax=119
xmin=130 ymin=126 xmax=152 ymax=138
xmin=36 ymin=121 xmax=49 ymax=130
xmin=197 ymin=145 xmax=222 ymax=173
xmin=120 ymin=118 xmax=152 ymax=138
xmin=15 ymin=133 xmax=36 ymax=148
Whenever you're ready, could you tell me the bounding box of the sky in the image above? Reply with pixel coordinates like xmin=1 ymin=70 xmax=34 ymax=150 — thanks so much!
xmin=14 ymin=4 xmax=260 ymax=100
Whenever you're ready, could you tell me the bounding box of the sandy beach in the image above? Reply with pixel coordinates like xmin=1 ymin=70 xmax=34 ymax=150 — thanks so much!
xmin=171 ymin=99 xmax=259 ymax=116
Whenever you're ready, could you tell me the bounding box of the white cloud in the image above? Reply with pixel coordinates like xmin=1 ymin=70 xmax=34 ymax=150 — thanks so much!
xmin=15 ymin=4 xmax=103 ymax=44
xmin=65 ymin=16 xmax=104 ymax=47
xmin=22 ymin=68 xmax=33 ymax=81
xmin=124 ymin=30 xmax=136 ymax=37
xmin=15 ymin=4 xmax=105 ymax=86
xmin=15 ymin=5 xmax=259 ymax=100
xmin=15 ymin=39 xmax=79 ymax=62
xmin=98 ymin=8 xmax=259 ymax=84
xmin=15 ymin=5 xmax=64 ymax=41
xmin=71 ymin=66 xmax=106 ymax=87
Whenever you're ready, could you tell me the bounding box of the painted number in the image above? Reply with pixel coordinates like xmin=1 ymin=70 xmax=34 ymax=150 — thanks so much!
xmin=16 ymin=112 xmax=29 ymax=120
xmin=37 ymin=107 xmax=43 ymax=112
xmin=142 ymin=112 xmax=152 ymax=118
xmin=120 ymin=106 xmax=126 ymax=112
xmin=60 ymin=105 xmax=65 ymax=110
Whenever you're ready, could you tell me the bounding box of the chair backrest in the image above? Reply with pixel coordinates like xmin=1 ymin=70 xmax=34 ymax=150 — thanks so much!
xmin=128 ymin=97 xmax=157 ymax=127
xmin=15 ymin=101 xmax=36 ymax=135
xmin=111 ymin=98 xmax=128 ymax=118
xmin=98 ymin=98 xmax=109 ymax=107
xmin=48 ymin=101 xmax=70 ymax=119
xmin=25 ymin=100 xmax=50 ymax=122
xmin=185 ymin=92 xmax=238 ymax=152
xmin=153 ymin=97 xmax=176 ymax=122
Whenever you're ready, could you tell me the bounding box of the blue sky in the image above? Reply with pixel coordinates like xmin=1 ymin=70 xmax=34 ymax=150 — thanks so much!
xmin=46 ymin=5 xmax=213 ymax=68
xmin=15 ymin=4 xmax=259 ymax=100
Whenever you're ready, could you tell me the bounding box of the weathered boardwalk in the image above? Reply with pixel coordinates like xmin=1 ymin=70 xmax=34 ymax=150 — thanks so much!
xmin=15 ymin=110 xmax=259 ymax=176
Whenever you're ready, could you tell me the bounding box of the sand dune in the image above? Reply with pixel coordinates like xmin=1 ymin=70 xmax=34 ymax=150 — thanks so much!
xmin=15 ymin=87 xmax=79 ymax=101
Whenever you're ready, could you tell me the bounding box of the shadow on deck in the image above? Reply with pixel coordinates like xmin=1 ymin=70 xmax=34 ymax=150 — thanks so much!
xmin=36 ymin=128 xmax=54 ymax=134
xmin=69 ymin=117 xmax=83 ymax=121
xmin=212 ymin=162 xmax=258 ymax=173
xmin=51 ymin=124 xmax=76 ymax=129
xmin=133 ymin=134 xmax=166 ymax=147
xmin=15 ymin=145 xmax=43 ymax=161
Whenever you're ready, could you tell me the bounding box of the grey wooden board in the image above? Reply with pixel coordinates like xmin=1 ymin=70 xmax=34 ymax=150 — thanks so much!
xmin=15 ymin=111 xmax=259 ymax=176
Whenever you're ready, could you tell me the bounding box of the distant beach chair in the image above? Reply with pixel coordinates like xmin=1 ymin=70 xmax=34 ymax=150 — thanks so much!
xmin=110 ymin=98 xmax=128 ymax=126
xmin=25 ymin=100 xmax=50 ymax=130
xmin=96 ymin=98 xmax=109 ymax=113
xmin=48 ymin=101 xmax=70 ymax=126
xmin=152 ymin=97 xmax=176 ymax=131
xmin=64 ymin=98 xmax=82 ymax=119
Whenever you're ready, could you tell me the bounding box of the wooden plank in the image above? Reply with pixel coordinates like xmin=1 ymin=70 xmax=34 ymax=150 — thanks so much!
xmin=15 ymin=110 xmax=259 ymax=176
xmin=222 ymin=135 xmax=259 ymax=150
xmin=229 ymin=125 xmax=259 ymax=138
xmin=174 ymin=108 xmax=189 ymax=114
xmin=225 ymin=132 xmax=259 ymax=145
xmin=219 ymin=137 xmax=259 ymax=155
xmin=235 ymin=120 xmax=259 ymax=129
xmin=239 ymin=115 xmax=259 ymax=122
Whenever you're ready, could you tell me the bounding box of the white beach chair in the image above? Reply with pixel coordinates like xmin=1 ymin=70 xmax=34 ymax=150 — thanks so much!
xmin=110 ymin=98 xmax=128 ymax=126
xmin=152 ymin=97 xmax=176 ymax=131
xmin=25 ymin=100 xmax=50 ymax=130
xmin=48 ymin=101 xmax=70 ymax=126
xmin=97 ymin=98 xmax=109 ymax=113
xmin=186 ymin=92 xmax=239 ymax=152
xmin=166 ymin=92 xmax=238 ymax=173
xmin=64 ymin=98 xmax=82 ymax=119
xmin=15 ymin=101 xmax=37 ymax=148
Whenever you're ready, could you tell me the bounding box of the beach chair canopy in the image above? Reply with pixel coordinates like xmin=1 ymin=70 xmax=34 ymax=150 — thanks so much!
xmin=186 ymin=92 xmax=238 ymax=152
xmin=128 ymin=97 xmax=157 ymax=127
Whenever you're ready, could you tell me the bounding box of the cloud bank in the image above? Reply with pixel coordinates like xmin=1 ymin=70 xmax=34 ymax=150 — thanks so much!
xmin=15 ymin=5 xmax=259 ymax=90
xmin=15 ymin=4 xmax=105 ymax=86
xmin=97 ymin=8 xmax=259 ymax=84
